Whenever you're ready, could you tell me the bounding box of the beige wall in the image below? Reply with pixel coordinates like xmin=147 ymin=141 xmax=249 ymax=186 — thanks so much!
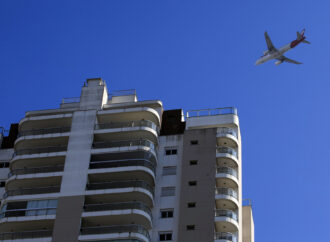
xmin=242 ymin=205 xmax=254 ymax=242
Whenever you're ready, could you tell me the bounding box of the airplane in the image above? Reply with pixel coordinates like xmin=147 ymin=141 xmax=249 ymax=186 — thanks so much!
xmin=255 ymin=29 xmax=310 ymax=66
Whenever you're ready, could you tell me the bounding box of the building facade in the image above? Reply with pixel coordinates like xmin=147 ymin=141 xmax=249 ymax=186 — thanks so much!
xmin=0 ymin=78 xmax=254 ymax=242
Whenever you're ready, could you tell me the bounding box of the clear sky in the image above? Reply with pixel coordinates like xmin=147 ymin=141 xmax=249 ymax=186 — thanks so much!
xmin=1 ymin=0 xmax=329 ymax=241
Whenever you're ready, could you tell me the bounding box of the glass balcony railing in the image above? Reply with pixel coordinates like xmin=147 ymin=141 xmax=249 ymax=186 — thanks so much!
xmin=216 ymin=167 xmax=238 ymax=179
xmin=8 ymin=165 xmax=64 ymax=178
xmin=186 ymin=107 xmax=237 ymax=118
xmin=3 ymin=186 xmax=61 ymax=199
xmin=215 ymin=209 xmax=238 ymax=221
xmin=80 ymin=224 xmax=150 ymax=240
xmin=0 ymin=207 xmax=57 ymax=219
xmin=214 ymin=232 xmax=237 ymax=242
xmin=95 ymin=120 xmax=158 ymax=133
xmin=18 ymin=127 xmax=71 ymax=137
xmin=84 ymin=201 xmax=152 ymax=218
xmin=0 ymin=230 xmax=53 ymax=240
xmin=216 ymin=147 xmax=238 ymax=159
xmin=15 ymin=146 xmax=67 ymax=156
xmin=215 ymin=187 xmax=238 ymax=199
xmin=86 ymin=180 xmax=154 ymax=196
xmin=217 ymin=127 xmax=238 ymax=138
xmin=92 ymin=139 xmax=155 ymax=151
xmin=89 ymin=159 xmax=155 ymax=173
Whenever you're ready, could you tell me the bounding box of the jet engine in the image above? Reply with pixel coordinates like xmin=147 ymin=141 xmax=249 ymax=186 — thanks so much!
xmin=275 ymin=60 xmax=283 ymax=66
xmin=263 ymin=50 xmax=269 ymax=55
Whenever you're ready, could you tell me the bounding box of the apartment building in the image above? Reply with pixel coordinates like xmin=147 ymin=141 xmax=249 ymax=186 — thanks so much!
xmin=0 ymin=78 xmax=254 ymax=242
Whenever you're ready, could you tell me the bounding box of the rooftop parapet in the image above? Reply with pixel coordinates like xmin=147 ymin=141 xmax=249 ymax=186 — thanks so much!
xmin=108 ymin=89 xmax=137 ymax=104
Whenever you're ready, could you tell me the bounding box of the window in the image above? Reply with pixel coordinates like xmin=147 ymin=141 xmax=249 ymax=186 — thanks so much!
xmin=186 ymin=225 xmax=195 ymax=230
xmin=188 ymin=181 xmax=197 ymax=186
xmin=161 ymin=187 xmax=175 ymax=197
xmin=162 ymin=166 xmax=177 ymax=176
xmin=165 ymin=148 xmax=177 ymax=156
xmin=0 ymin=181 xmax=5 ymax=187
xmin=187 ymin=202 xmax=196 ymax=208
xmin=189 ymin=160 xmax=198 ymax=165
xmin=160 ymin=209 xmax=174 ymax=218
xmin=0 ymin=162 xmax=9 ymax=168
xmin=190 ymin=140 xmax=198 ymax=145
xmin=159 ymin=232 xmax=173 ymax=241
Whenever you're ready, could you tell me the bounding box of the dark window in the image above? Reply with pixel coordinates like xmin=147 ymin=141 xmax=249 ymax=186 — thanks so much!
xmin=189 ymin=160 xmax=198 ymax=165
xmin=4 ymin=162 xmax=9 ymax=168
xmin=0 ymin=162 xmax=9 ymax=168
xmin=186 ymin=225 xmax=195 ymax=230
xmin=161 ymin=209 xmax=174 ymax=218
xmin=159 ymin=232 xmax=172 ymax=241
xmin=165 ymin=148 xmax=177 ymax=156
xmin=190 ymin=140 xmax=198 ymax=145
xmin=188 ymin=181 xmax=197 ymax=186
xmin=0 ymin=181 xmax=5 ymax=187
xmin=187 ymin=202 xmax=196 ymax=208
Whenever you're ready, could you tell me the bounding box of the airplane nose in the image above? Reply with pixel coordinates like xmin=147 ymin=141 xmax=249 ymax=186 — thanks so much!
xmin=255 ymin=60 xmax=261 ymax=65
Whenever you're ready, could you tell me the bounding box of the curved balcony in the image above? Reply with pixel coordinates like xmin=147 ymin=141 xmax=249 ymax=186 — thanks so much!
xmin=216 ymin=147 xmax=238 ymax=167
xmin=214 ymin=232 xmax=237 ymax=242
xmin=215 ymin=188 xmax=238 ymax=210
xmin=0 ymin=207 xmax=56 ymax=220
xmin=4 ymin=186 xmax=60 ymax=199
xmin=216 ymin=167 xmax=239 ymax=188
xmin=18 ymin=126 xmax=71 ymax=138
xmin=217 ymin=128 xmax=238 ymax=148
xmin=8 ymin=165 xmax=64 ymax=178
xmin=89 ymin=159 xmax=155 ymax=185
xmin=0 ymin=230 xmax=52 ymax=241
xmin=215 ymin=209 xmax=239 ymax=232
xmin=15 ymin=146 xmax=67 ymax=156
xmin=95 ymin=120 xmax=158 ymax=132
xmin=92 ymin=139 xmax=156 ymax=157
xmin=83 ymin=202 xmax=152 ymax=229
xmin=79 ymin=224 xmax=150 ymax=242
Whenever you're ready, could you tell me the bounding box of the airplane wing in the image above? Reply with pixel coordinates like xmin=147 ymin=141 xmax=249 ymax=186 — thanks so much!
xmin=264 ymin=32 xmax=277 ymax=52
xmin=277 ymin=55 xmax=302 ymax=64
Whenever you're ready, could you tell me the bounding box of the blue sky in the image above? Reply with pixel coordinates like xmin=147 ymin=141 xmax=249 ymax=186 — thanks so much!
xmin=1 ymin=0 xmax=330 ymax=241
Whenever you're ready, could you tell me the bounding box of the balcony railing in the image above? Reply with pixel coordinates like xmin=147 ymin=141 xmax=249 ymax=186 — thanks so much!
xmin=8 ymin=165 xmax=64 ymax=178
xmin=95 ymin=120 xmax=158 ymax=132
xmin=89 ymin=159 xmax=155 ymax=173
xmin=186 ymin=107 xmax=237 ymax=118
xmin=92 ymin=139 xmax=155 ymax=151
xmin=15 ymin=145 xmax=67 ymax=156
xmin=0 ymin=230 xmax=52 ymax=240
xmin=215 ymin=209 xmax=238 ymax=221
xmin=0 ymin=207 xmax=57 ymax=219
xmin=216 ymin=147 xmax=238 ymax=159
xmin=215 ymin=187 xmax=238 ymax=199
xmin=214 ymin=232 xmax=237 ymax=242
xmin=108 ymin=89 xmax=136 ymax=98
xmin=86 ymin=180 xmax=154 ymax=196
xmin=80 ymin=224 xmax=150 ymax=240
xmin=62 ymin=97 xmax=80 ymax=104
xmin=217 ymin=127 xmax=238 ymax=138
xmin=216 ymin=167 xmax=238 ymax=179
xmin=3 ymin=186 xmax=61 ymax=199
xmin=84 ymin=201 xmax=152 ymax=217
xmin=18 ymin=127 xmax=71 ymax=137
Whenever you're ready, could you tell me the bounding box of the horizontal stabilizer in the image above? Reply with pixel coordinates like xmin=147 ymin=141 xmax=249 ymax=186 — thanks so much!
xmin=302 ymin=40 xmax=311 ymax=44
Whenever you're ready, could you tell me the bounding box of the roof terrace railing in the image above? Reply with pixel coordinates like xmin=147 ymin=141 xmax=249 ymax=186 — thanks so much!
xmin=186 ymin=107 xmax=237 ymax=118
xmin=0 ymin=230 xmax=53 ymax=240
xmin=80 ymin=224 xmax=150 ymax=240
xmin=61 ymin=97 xmax=80 ymax=104
xmin=108 ymin=89 xmax=136 ymax=99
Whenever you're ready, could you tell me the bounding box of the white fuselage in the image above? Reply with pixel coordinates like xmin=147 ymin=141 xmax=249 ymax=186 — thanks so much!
xmin=255 ymin=44 xmax=291 ymax=65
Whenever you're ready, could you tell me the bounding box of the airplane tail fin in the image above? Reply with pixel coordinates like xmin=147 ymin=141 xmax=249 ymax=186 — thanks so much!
xmin=297 ymin=29 xmax=310 ymax=44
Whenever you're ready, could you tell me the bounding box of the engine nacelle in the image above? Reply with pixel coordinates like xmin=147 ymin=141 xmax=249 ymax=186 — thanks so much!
xmin=263 ymin=50 xmax=269 ymax=55
xmin=275 ymin=60 xmax=283 ymax=66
